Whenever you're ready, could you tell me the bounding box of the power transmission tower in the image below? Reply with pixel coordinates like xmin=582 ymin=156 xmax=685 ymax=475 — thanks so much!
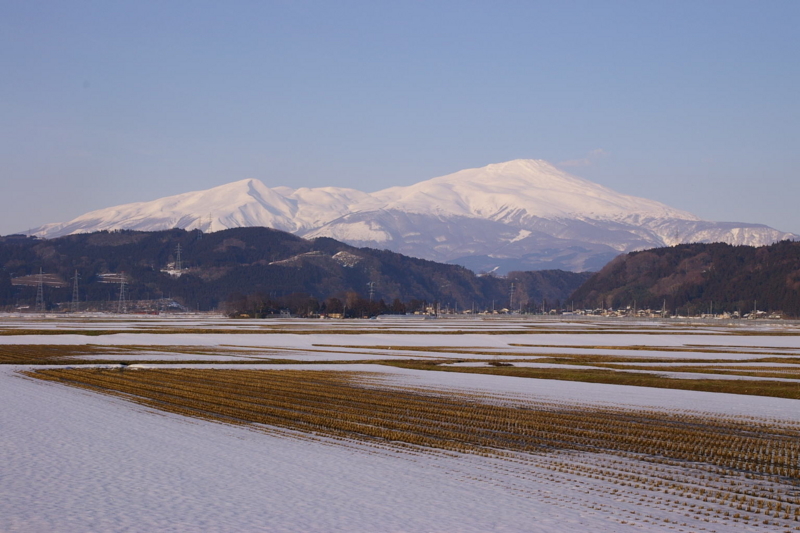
xmin=117 ymin=272 xmax=127 ymax=314
xmin=35 ymin=268 xmax=45 ymax=313
xmin=367 ymin=281 xmax=376 ymax=302
xmin=509 ymin=282 xmax=515 ymax=312
xmin=71 ymin=270 xmax=80 ymax=313
xmin=175 ymin=244 xmax=182 ymax=271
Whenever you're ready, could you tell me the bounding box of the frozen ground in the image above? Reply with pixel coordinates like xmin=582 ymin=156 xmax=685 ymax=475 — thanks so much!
xmin=2 ymin=366 xmax=596 ymax=532
xmin=3 ymin=315 xmax=800 ymax=532
xmin=0 ymin=365 xmax=688 ymax=533
xmin=5 ymin=363 xmax=800 ymax=533
xmin=4 ymin=331 xmax=800 ymax=362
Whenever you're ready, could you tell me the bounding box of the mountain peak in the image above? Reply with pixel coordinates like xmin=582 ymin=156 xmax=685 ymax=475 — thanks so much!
xmin=452 ymin=159 xmax=562 ymax=181
xmin=27 ymin=160 xmax=797 ymax=273
xmin=207 ymin=177 xmax=262 ymax=190
xmin=483 ymin=158 xmax=556 ymax=172
xmin=430 ymin=159 xmax=601 ymax=194
xmin=373 ymin=159 xmax=697 ymax=222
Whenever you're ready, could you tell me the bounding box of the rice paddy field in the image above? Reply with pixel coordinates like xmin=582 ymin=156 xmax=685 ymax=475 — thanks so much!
xmin=3 ymin=314 xmax=800 ymax=532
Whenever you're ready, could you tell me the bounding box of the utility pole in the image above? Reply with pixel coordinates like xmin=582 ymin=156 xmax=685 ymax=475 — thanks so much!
xmin=71 ymin=270 xmax=80 ymax=313
xmin=35 ymin=268 xmax=45 ymax=313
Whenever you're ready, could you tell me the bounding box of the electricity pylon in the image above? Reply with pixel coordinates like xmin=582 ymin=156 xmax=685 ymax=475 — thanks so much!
xmin=117 ymin=272 xmax=127 ymax=314
xmin=35 ymin=268 xmax=45 ymax=313
xmin=71 ymin=270 xmax=80 ymax=313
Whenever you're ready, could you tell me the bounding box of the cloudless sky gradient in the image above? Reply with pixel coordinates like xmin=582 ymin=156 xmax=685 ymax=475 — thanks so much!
xmin=1 ymin=1 xmax=798 ymax=235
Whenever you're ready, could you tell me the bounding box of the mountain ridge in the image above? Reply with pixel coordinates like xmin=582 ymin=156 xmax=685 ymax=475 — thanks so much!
xmin=569 ymin=240 xmax=800 ymax=317
xmin=28 ymin=160 xmax=797 ymax=273
xmin=0 ymin=227 xmax=591 ymax=313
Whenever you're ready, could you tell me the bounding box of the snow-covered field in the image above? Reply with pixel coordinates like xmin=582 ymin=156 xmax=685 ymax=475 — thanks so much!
xmin=3 ymin=315 xmax=800 ymax=532
xmin=8 ymin=365 xmax=623 ymax=533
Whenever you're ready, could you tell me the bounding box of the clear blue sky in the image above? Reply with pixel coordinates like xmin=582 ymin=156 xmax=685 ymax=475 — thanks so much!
xmin=2 ymin=1 xmax=798 ymax=235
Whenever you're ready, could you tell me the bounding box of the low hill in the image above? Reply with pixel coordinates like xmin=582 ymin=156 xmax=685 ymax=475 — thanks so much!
xmin=0 ymin=228 xmax=590 ymax=314
xmin=569 ymin=241 xmax=800 ymax=317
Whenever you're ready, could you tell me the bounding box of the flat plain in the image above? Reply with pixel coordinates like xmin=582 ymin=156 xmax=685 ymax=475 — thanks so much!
xmin=3 ymin=314 xmax=800 ymax=532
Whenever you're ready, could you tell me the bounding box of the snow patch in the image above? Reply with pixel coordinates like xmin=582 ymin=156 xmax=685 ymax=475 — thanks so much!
xmin=507 ymin=229 xmax=532 ymax=243
xmin=332 ymin=251 xmax=363 ymax=267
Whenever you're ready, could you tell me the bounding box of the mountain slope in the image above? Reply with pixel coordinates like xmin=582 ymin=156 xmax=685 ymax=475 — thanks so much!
xmin=569 ymin=240 xmax=800 ymax=316
xmin=0 ymin=228 xmax=590 ymax=313
xmin=369 ymin=159 xmax=698 ymax=222
xmin=33 ymin=179 xmax=370 ymax=236
xmin=29 ymin=160 xmax=797 ymax=273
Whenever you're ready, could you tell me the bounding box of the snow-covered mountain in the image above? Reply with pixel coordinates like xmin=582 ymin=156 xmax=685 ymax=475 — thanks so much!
xmin=31 ymin=160 xmax=797 ymax=272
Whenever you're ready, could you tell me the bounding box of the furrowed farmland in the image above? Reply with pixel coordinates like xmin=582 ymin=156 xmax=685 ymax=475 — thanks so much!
xmin=3 ymin=315 xmax=800 ymax=532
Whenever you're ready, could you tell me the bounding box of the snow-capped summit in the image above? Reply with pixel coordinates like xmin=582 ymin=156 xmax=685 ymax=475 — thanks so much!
xmin=370 ymin=159 xmax=698 ymax=222
xmin=29 ymin=160 xmax=797 ymax=272
xmin=34 ymin=178 xmax=368 ymax=237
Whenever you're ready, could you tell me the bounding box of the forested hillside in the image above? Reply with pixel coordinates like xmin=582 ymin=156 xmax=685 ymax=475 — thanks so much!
xmin=570 ymin=241 xmax=800 ymax=316
xmin=0 ymin=228 xmax=590 ymax=315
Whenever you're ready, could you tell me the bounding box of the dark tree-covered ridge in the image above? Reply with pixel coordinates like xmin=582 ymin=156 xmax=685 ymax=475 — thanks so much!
xmin=569 ymin=241 xmax=800 ymax=316
xmin=0 ymin=228 xmax=590 ymax=314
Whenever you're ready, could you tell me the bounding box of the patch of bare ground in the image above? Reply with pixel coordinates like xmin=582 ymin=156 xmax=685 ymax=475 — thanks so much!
xmin=510 ymin=343 xmax=800 ymax=356
xmin=0 ymin=344 xmax=304 ymax=364
xmin=596 ymin=364 xmax=800 ymax=380
xmin=382 ymin=361 xmax=800 ymax=400
xmin=0 ymin=344 xmax=131 ymax=364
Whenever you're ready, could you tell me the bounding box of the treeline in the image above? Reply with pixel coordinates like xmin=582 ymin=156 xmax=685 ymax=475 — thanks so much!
xmin=570 ymin=240 xmax=800 ymax=316
xmin=223 ymin=291 xmax=418 ymax=318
